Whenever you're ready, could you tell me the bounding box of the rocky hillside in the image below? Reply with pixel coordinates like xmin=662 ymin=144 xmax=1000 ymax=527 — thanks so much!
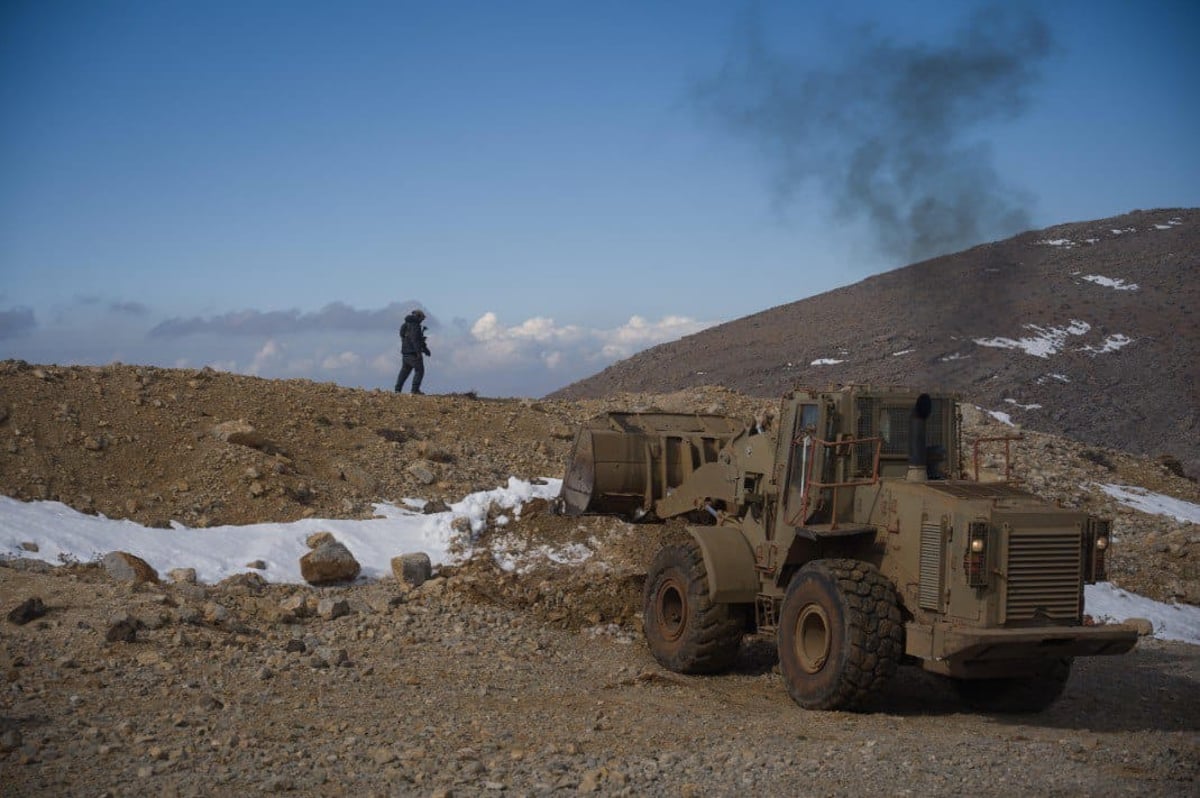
xmin=551 ymin=208 xmax=1200 ymax=476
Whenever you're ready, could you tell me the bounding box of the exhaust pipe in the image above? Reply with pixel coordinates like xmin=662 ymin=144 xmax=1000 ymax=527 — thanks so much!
xmin=907 ymin=393 xmax=932 ymax=483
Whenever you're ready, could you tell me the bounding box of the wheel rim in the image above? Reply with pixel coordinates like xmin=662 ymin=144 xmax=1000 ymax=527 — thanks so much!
xmin=655 ymin=577 xmax=687 ymax=642
xmin=795 ymin=603 xmax=831 ymax=673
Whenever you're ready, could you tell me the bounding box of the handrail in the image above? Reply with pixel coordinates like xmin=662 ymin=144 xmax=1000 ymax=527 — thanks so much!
xmin=972 ymin=435 xmax=1024 ymax=482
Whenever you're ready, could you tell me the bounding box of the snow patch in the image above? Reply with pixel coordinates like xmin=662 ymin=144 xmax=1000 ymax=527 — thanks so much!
xmin=986 ymin=410 xmax=1016 ymax=426
xmin=1086 ymin=583 xmax=1200 ymax=644
xmin=1097 ymin=484 xmax=1200 ymax=525
xmin=1081 ymin=274 xmax=1139 ymax=291
xmin=1035 ymin=238 xmax=1076 ymax=247
xmin=1004 ymin=399 xmax=1042 ymax=410
xmin=892 ymin=349 xmax=914 ymax=357
xmin=1080 ymin=334 xmax=1133 ymax=355
xmin=973 ymin=320 xmax=1091 ymax=358
xmin=0 ymin=478 xmax=564 ymax=584
xmin=811 ymin=358 xmax=845 ymax=366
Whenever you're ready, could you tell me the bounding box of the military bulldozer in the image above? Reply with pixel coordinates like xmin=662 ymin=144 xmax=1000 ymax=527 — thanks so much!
xmin=560 ymin=386 xmax=1138 ymax=712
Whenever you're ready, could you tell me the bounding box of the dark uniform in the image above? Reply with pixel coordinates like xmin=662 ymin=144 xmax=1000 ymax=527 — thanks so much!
xmin=394 ymin=310 xmax=431 ymax=394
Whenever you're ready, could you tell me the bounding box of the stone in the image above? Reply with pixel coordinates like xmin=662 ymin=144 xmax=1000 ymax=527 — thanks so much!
xmin=1127 ymin=617 xmax=1155 ymax=636
xmin=317 ymin=597 xmax=350 ymax=620
xmin=422 ymin=499 xmax=451 ymax=515
xmin=211 ymin=420 xmax=287 ymax=456
xmin=106 ymin=620 xmax=138 ymax=643
xmin=19 ymin=541 xmax=38 ymax=552
xmin=168 ymin=568 xmax=197 ymax=585
xmin=203 ymin=603 xmax=230 ymax=624
xmin=300 ymin=541 xmax=361 ymax=585
xmin=279 ymin=595 xmax=311 ymax=618
xmin=217 ymin=572 xmax=267 ymax=595
xmin=314 ymin=647 xmax=348 ymax=667
xmin=102 ymin=551 xmax=159 ymax=584
xmin=391 ymin=552 xmax=432 ymax=589
xmin=0 ymin=729 xmax=22 ymax=753
xmin=7 ymin=597 xmax=47 ymax=625
xmin=371 ymin=747 xmax=397 ymax=766
xmin=245 ymin=559 xmax=267 ymax=570
xmin=407 ymin=460 xmax=437 ymax=485
xmin=305 ymin=531 xmax=336 ymax=550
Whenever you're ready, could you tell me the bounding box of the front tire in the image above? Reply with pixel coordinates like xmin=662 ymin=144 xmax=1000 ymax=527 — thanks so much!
xmin=777 ymin=559 xmax=903 ymax=710
xmin=642 ymin=541 xmax=744 ymax=674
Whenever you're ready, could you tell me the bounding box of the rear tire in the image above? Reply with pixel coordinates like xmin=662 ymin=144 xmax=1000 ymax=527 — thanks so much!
xmin=642 ymin=541 xmax=744 ymax=674
xmin=777 ymin=559 xmax=903 ymax=710
xmin=956 ymin=658 xmax=1072 ymax=713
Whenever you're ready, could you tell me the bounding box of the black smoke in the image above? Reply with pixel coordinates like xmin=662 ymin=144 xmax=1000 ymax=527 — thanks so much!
xmin=695 ymin=5 xmax=1053 ymax=263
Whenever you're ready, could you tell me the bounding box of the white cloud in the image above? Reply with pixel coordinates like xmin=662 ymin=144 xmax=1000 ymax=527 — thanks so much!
xmin=247 ymin=339 xmax=283 ymax=375
xmin=321 ymin=351 xmax=362 ymax=370
xmin=597 ymin=315 xmax=711 ymax=360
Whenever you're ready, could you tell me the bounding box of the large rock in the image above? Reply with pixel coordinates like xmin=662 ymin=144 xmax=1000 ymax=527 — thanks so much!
xmin=211 ymin=419 xmax=287 ymax=456
xmin=102 ymin=551 xmax=159 ymax=584
xmin=391 ymin=552 xmax=432 ymax=589
xmin=300 ymin=541 xmax=361 ymax=585
xmin=7 ymin=597 xmax=46 ymax=625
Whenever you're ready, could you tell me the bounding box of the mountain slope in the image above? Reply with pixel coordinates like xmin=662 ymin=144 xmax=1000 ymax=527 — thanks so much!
xmin=551 ymin=209 xmax=1200 ymax=474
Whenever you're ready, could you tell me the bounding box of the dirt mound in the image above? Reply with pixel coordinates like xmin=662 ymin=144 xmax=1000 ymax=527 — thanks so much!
xmin=0 ymin=360 xmax=769 ymax=530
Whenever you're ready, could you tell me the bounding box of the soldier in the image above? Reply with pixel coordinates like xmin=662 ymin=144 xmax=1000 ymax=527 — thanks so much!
xmin=394 ymin=309 xmax=431 ymax=394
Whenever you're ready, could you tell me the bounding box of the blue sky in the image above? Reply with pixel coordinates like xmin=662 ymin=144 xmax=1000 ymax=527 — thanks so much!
xmin=2 ymin=1 xmax=1197 ymax=396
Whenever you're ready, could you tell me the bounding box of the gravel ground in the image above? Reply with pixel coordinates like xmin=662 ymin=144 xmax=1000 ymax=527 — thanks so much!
xmin=2 ymin=561 xmax=1197 ymax=797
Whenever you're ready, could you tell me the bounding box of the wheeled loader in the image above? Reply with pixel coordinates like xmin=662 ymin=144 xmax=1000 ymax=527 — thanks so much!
xmin=560 ymin=386 xmax=1138 ymax=711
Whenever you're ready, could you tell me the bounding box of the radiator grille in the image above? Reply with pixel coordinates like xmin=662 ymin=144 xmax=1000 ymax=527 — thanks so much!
xmin=1004 ymin=527 xmax=1083 ymax=623
xmin=919 ymin=521 xmax=944 ymax=611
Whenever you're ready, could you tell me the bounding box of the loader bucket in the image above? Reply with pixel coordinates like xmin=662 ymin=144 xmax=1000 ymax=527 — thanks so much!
xmin=560 ymin=412 xmax=745 ymax=517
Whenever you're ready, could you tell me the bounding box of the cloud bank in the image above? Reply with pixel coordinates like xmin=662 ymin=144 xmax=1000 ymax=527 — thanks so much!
xmin=1 ymin=299 xmax=715 ymax=397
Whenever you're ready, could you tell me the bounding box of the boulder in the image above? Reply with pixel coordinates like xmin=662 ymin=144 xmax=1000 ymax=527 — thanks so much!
xmin=407 ymin=460 xmax=437 ymax=486
xmin=391 ymin=553 xmax=432 ymax=589
xmin=7 ymin=597 xmax=46 ymax=626
xmin=300 ymin=541 xmax=361 ymax=585
xmin=102 ymin=551 xmax=159 ymax=584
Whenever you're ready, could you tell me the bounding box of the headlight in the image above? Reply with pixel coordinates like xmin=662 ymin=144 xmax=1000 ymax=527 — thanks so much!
xmin=965 ymin=521 xmax=989 ymax=587
xmin=1095 ymin=536 xmax=1109 ymax=551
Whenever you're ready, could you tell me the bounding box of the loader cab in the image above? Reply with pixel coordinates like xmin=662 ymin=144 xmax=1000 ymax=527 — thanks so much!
xmin=781 ymin=387 xmax=959 ymax=527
